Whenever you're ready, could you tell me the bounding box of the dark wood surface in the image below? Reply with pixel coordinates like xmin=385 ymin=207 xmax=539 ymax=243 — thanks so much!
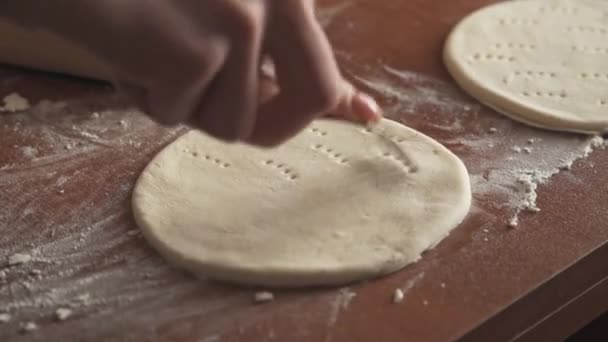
xmin=1 ymin=1 xmax=607 ymax=341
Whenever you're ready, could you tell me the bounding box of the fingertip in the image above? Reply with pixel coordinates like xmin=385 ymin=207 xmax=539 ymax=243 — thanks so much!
xmin=352 ymin=91 xmax=383 ymax=123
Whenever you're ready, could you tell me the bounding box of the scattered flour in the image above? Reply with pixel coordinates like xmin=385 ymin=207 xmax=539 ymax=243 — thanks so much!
xmin=20 ymin=321 xmax=37 ymax=333
xmin=8 ymin=253 xmax=32 ymax=266
xmin=1 ymin=95 xmax=193 ymax=339
xmin=327 ymin=287 xmax=357 ymax=327
xmin=200 ymin=335 xmax=221 ymax=342
xmin=0 ymin=313 xmax=11 ymax=323
xmin=253 ymin=291 xmax=274 ymax=303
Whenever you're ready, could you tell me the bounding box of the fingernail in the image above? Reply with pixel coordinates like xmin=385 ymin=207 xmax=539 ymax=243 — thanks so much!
xmin=354 ymin=92 xmax=383 ymax=123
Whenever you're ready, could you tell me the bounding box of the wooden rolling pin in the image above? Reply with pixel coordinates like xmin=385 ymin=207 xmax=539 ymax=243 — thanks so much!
xmin=0 ymin=19 xmax=111 ymax=80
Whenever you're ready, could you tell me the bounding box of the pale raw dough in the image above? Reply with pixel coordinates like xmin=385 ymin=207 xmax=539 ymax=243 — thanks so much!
xmin=444 ymin=0 xmax=608 ymax=133
xmin=132 ymin=119 xmax=471 ymax=287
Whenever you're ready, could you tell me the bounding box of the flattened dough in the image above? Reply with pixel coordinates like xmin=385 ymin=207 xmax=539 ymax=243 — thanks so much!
xmin=444 ymin=0 xmax=608 ymax=133
xmin=132 ymin=119 xmax=471 ymax=287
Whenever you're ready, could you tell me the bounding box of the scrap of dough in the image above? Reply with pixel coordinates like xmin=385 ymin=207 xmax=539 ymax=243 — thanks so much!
xmin=392 ymin=288 xmax=405 ymax=303
xmin=132 ymin=119 xmax=471 ymax=287
xmin=253 ymin=291 xmax=275 ymax=303
xmin=0 ymin=93 xmax=30 ymax=112
xmin=444 ymin=0 xmax=608 ymax=133
xmin=54 ymin=308 xmax=72 ymax=321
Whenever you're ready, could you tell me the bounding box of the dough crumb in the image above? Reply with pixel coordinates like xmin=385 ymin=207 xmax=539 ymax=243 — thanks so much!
xmin=0 ymin=313 xmax=11 ymax=323
xmin=253 ymin=291 xmax=274 ymax=303
xmin=440 ymin=282 xmax=446 ymax=288
xmin=0 ymin=92 xmax=30 ymax=112
xmin=511 ymin=146 xmax=522 ymax=153
xmin=55 ymin=308 xmax=72 ymax=321
xmin=526 ymin=206 xmax=541 ymax=213
xmin=488 ymin=127 xmax=498 ymax=133
xmin=118 ymin=119 xmax=128 ymax=128
xmin=422 ymin=299 xmax=429 ymax=306
xmin=523 ymin=147 xmax=533 ymax=154
xmin=392 ymin=288 xmax=405 ymax=303
xmin=20 ymin=321 xmax=37 ymax=333
xmin=29 ymin=269 xmax=42 ymax=276
xmin=8 ymin=253 xmax=32 ymax=266
xmin=91 ymin=112 xmax=100 ymax=119
xmin=508 ymin=215 xmax=519 ymax=228
xmin=527 ymin=138 xmax=536 ymax=144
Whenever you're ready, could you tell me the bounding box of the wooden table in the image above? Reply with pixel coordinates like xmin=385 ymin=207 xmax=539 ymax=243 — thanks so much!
xmin=1 ymin=0 xmax=608 ymax=341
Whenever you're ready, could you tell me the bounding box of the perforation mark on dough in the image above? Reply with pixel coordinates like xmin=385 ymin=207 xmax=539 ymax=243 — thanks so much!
xmin=572 ymin=46 xmax=608 ymax=54
xmin=498 ymin=18 xmax=539 ymax=26
xmin=567 ymin=25 xmax=608 ymax=34
xmin=539 ymin=6 xmax=579 ymax=15
xmin=311 ymin=143 xmax=349 ymax=164
xmin=493 ymin=42 xmax=536 ymax=50
xmin=503 ymin=70 xmax=558 ymax=84
xmin=521 ymin=90 xmax=567 ymax=99
xmin=578 ymin=72 xmax=608 ymax=80
xmin=263 ymin=159 xmax=299 ymax=180
xmin=184 ymin=149 xmax=231 ymax=168
xmin=470 ymin=52 xmax=516 ymax=63
xmin=379 ymin=150 xmax=418 ymax=173
xmin=309 ymin=126 xmax=328 ymax=137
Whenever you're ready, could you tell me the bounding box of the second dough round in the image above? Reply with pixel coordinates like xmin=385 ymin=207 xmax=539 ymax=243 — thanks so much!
xmin=444 ymin=0 xmax=608 ymax=133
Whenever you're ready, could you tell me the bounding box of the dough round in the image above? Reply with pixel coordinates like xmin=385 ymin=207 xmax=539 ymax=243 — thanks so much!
xmin=132 ymin=119 xmax=471 ymax=287
xmin=444 ymin=0 xmax=608 ymax=133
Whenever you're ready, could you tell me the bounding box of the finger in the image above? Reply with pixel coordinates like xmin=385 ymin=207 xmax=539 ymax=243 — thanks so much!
xmin=329 ymin=80 xmax=383 ymax=123
xmin=195 ymin=3 xmax=265 ymax=141
xmin=248 ymin=1 xmax=342 ymax=146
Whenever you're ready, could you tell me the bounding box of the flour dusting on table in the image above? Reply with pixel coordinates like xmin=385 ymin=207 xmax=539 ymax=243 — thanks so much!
xmin=356 ymin=64 xmax=606 ymax=227
xmin=1 ymin=94 xmax=356 ymax=340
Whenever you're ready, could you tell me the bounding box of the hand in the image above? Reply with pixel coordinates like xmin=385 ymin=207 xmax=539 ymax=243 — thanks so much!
xmin=3 ymin=0 xmax=382 ymax=146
